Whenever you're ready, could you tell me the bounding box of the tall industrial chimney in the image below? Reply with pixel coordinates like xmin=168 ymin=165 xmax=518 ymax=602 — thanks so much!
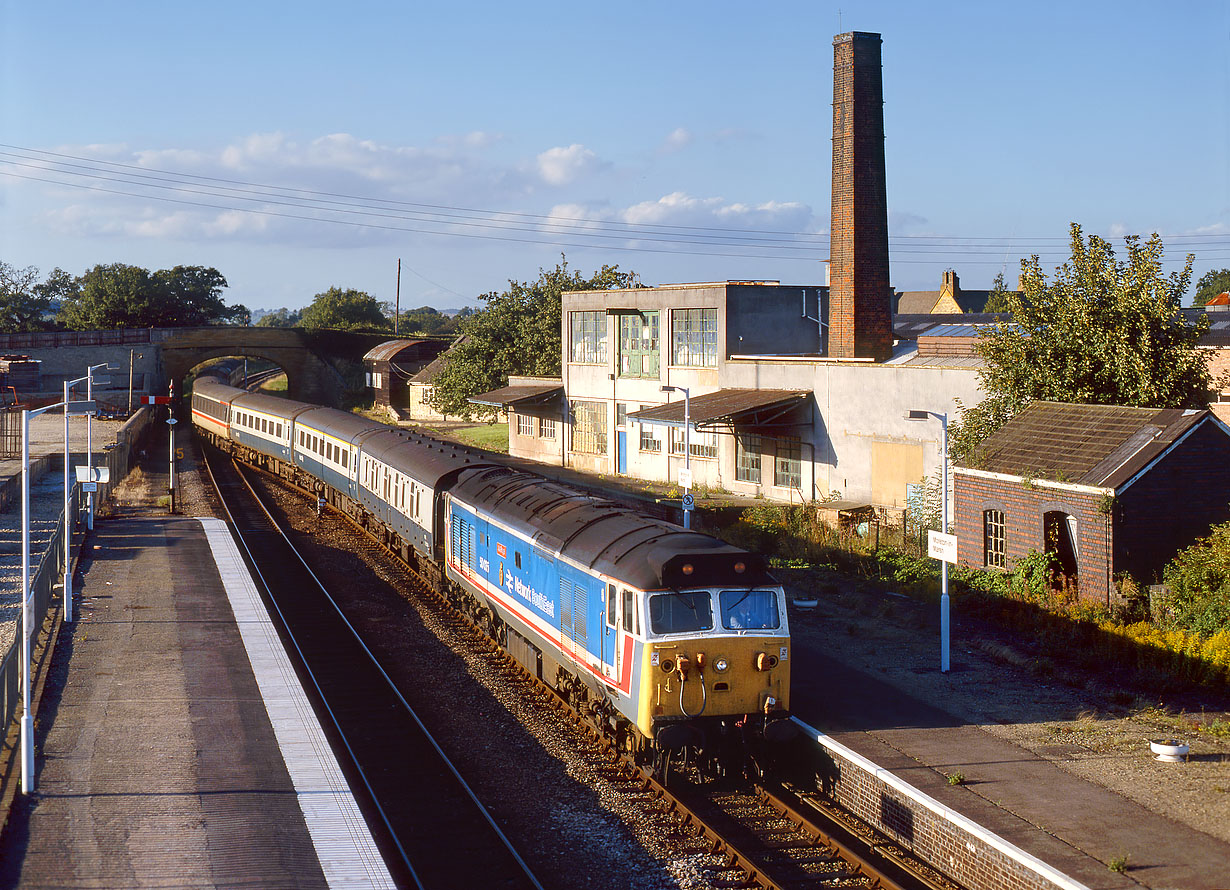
xmin=829 ymin=31 xmax=892 ymax=361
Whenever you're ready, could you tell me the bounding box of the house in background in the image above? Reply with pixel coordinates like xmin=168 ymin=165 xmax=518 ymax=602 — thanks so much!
xmin=894 ymin=269 xmax=1008 ymax=315
xmin=953 ymin=401 xmax=1230 ymax=603
xmin=363 ymin=339 xmax=449 ymax=420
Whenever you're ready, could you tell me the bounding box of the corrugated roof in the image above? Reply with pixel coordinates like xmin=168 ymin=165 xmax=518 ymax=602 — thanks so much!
xmin=469 ymin=382 xmax=563 ymax=408
xmin=628 ymin=389 xmax=809 ymax=430
xmin=962 ymin=401 xmax=1210 ymax=489
xmin=362 ymin=339 xmax=430 ymax=363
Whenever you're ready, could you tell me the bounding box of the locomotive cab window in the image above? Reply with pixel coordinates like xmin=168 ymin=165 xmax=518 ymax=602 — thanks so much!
xmin=621 ymin=589 xmax=635 ymax=634
xmin=719 ymin=589 xmax=780 ymax=630
xmin=648 ymin=591 xmax=713 ymax=634
xmin=607 ymin=584 xmax=617 ymax=627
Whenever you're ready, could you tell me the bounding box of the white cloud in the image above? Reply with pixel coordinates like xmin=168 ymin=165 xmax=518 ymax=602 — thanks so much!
xmin=620 ymin=192 xmax=813 ymax=231
xmin=661 ymin=127 xmax=692 ymax=153
xmin=536 ymin=144 xmax=603 ymax=186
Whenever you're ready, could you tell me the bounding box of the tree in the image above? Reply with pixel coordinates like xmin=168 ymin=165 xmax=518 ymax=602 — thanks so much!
xmin=296 ymin=287 xmax=389 ymax=330
xmin=0 ymin=262 xmax=53 ymax=332
xmin=982 ymin=271 xmax=1015 ymax=313
xmin=396 ymin=305 xmax=461 ymax=337
xmin=430 ymin=258 xmax=640 ymax=418
xmin=951 ymin=224 xmax=1210 ymax=461
xmin=255 ymin=307 xmax=302 ymax=327
xmin=57 ymin=263 xmax=244 ymax=329
xmin=1194 ymin=268 xmax=1230 ymax=306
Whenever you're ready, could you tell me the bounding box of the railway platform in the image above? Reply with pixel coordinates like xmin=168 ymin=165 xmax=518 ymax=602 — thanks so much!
xmin=789 ymin=639 xmax=1230 ymax=890
xmin=0 ymin=513 xmax=394 ymax=889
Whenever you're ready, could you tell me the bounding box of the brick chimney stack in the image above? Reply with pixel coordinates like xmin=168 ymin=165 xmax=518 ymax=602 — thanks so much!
xmin=829 ymin=31 xmax=892 ymax=361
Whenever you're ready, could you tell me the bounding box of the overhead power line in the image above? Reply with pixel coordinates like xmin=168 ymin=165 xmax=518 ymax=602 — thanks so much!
xmin=1 ymin=143 xmax=1226 ymax=266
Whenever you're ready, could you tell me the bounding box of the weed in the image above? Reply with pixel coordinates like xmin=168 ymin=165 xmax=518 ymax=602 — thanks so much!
xmin=946 ymin=771 xmax=965 ymax=786
xmin=1108 ymin=853 xmax=1129 ymax=874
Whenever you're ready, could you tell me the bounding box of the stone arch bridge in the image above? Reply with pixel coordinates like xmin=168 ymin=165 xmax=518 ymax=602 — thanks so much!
xmin=0 ymin=326 xmax=391 ymax=407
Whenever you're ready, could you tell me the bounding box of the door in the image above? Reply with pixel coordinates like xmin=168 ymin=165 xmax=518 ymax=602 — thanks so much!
xmin=616 ymin=403 xmax=628 ymax=474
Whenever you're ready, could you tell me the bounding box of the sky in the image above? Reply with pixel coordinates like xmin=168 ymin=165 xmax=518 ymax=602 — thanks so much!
xmin=2 ymin=1 xmax=1228 ymax=315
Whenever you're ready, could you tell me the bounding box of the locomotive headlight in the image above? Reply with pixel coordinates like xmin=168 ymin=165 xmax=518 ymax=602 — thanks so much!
xmin=681 ymin=563 xmax=694 ymax=576
xmin=714 ymin=657 xmax=729 ymax=673
xmin=734 ymin=561 xmax=746 ymax=574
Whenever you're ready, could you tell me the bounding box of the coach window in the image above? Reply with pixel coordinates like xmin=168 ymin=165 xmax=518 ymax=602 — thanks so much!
xmin=607 ymin=584 xmax=617 ymax=627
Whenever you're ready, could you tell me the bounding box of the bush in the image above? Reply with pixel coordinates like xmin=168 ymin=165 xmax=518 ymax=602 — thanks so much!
xmin=1162 ymin=520 xmax=1230 ymax=637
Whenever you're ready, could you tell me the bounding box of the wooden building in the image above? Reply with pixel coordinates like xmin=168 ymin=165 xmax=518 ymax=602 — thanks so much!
xmin=363 ymin=339 xmax=448 ymax=420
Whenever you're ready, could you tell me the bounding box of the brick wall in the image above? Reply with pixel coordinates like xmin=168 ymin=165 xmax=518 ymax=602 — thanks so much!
xmin=1115 ymin=419 xmax=1230 ymax=585
xmin=804 ymin=725 xmax=1077 ymax=890
xmin=829 ymin=31 xmax=892 ymax=362
xmin=954 ymin=472 xmax=1113 ymax=603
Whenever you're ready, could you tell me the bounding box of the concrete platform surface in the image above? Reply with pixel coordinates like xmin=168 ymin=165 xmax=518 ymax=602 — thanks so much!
xmin=0 ymin=515 xmax=391 ymax=889
xmin=791 ymin=644 xmax=1230 ymax=890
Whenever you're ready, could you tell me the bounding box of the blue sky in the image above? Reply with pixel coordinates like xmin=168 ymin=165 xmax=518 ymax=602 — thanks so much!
xmin=2 ymin=0 xmax=1227 ymax=314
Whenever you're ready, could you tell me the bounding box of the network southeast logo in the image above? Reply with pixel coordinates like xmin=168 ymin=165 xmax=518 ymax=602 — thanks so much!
xmin=506 ymin=572 xmax=555 ymax=619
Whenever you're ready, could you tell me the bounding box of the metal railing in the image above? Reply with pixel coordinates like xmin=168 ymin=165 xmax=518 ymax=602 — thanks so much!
xmin=0 ymin=405 xmax=154 ymax=755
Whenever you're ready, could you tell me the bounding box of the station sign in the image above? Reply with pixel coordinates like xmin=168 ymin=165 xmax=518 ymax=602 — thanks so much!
xmin=142 ymin=395 xmax=172 ymax=405
xmin=66 ymin=400 xmax=97 ymax=417
xmin=678 ymin=467 xmax=693 ymax=490
xmin=928 ymin=530 xmax=959 ymax=565
xmin=76 ymin=467 xmax=111 ymax=484
xmin=81 ymin=482 xmax=97 ymax=493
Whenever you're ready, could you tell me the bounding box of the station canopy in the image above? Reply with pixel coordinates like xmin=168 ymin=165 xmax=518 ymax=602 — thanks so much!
xmin=469 ymin=381 xmax=564 ymax=409
xmin=628 ymin=388 xmax=810 ymax=431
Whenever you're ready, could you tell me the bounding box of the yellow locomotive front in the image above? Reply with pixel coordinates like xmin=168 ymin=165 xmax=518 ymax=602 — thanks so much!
xmin=637 ymin=584 xmax=791 ymax=752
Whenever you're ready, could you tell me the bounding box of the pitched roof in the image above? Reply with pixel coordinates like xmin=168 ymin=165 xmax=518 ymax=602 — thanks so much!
xmin=961 ymin=401 xmax=1213 ymax=490
xmin=409 ymin=336 xmax=467 ymax=384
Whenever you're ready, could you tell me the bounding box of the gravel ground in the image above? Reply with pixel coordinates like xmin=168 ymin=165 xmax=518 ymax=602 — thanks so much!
xmin=779 ymin=568 xmax=1230 ymax=847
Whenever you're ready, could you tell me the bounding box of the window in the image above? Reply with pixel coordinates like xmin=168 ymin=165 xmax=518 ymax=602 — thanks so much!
xmin=774 ymin=436 xmax=802 ymax=489
xmin=622 ymin=589 xmax=636 ymax=634
xmin=648 ymin=591 xmax=713 ymax=634
xmin=671 ymin=308 xmax=718 ymax=367
xmin=341 ymin=450 xmax=348 ymax=469
xmin=984 ymin=509 xmax=1006 ymax=569
xmin=670 ymin=427 xmax=717 ymax=459
xmin=719 ymin=589 xmax=780 ymax=630
xmin=539 ymin=417 xmax=556 ymax=439
xmin=618 ymin=311 xmax=659 ymax=378
xmin=607 ymin=584 xmax=617 ymax=627
xmin=638 ymin=412 xmax=661 ymax=453
xmin=570 ymin=400 xmax=608 ymax=454
xmin=517 ymin=413 xmax=534 ymax=437
xmin=420 ymin=386 xmax=434 ymax=404
xmin=736 ymin=434 xmax=762 ymax=483
xmin=570 ymin=311 xmax=607 ymax=364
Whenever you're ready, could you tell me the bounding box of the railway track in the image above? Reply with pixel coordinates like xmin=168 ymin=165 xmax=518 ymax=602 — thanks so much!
xmin=203 ymin=446 xmax=963 ymax=890
xmin=201 ymin=446 xmax=544 ymax=890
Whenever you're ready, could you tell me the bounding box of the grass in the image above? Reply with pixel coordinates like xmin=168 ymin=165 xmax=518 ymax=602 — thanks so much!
xmin=258 ymin=373 xmax=288 ymax=395
xmin=450 ymin=423 xmax=509 ymax=453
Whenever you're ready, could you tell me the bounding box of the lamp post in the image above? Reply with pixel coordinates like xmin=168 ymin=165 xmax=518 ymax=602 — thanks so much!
xmin=63 ymin=371 xmax=93 ymax=623
xmin=22 ymin=395 xmax=95 ymax=792
xmin=907 ymin=408 xmax=950 ymax=673
xmin=167 ymin=416 xmax=178 ymax=514
xmin=660 ymin=384 xmax=691 ymax=529
xmin=85 ymin=363 xmax=109 ymax=531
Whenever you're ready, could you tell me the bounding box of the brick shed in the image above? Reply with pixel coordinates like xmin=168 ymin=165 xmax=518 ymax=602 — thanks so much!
xmin=953 ymin=401 xmax=1230 ymax=603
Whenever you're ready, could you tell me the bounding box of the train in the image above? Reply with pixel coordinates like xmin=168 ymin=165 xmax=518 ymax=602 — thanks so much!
xmin=190 ymin=378 xmax=793 ymax=773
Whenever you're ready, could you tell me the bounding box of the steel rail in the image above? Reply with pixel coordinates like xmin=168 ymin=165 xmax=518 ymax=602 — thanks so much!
xmin=203 ymin=447 xmax=545 ymax=890
xmin=213 ymin=447 xmax=952 ymax=890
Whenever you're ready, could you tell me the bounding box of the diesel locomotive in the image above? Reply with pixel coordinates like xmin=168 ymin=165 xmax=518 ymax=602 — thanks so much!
xmin=191 ymin=379 xmax=793 ymax=771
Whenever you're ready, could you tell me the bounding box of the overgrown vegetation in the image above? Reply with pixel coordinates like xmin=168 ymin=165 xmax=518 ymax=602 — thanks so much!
xmin=715 ymin=503 xmax=1230 ymax=691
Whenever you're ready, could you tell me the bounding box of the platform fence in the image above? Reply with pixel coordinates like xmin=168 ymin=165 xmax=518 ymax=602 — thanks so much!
xmin=0 ymin=405 xmax=155 ymax=765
